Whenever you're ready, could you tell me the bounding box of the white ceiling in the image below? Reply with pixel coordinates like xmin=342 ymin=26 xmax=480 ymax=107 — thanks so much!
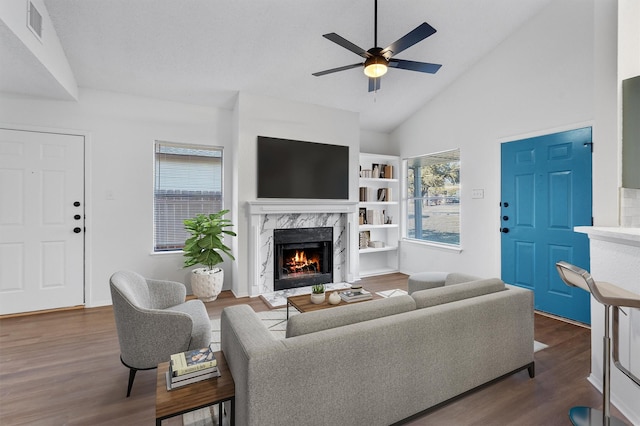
xmin=3 ymin=0 xmax=553 ymax=133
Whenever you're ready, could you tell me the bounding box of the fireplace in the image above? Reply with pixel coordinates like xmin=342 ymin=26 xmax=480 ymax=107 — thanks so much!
xmin=273 ymin=227 xmax=333 ymax=291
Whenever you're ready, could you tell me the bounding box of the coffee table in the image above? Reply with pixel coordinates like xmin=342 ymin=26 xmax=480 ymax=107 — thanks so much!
xmin=286 ymin=289 xmax=380 ymax=318
xmin=156 ymin=350 xmax=235 ymax=426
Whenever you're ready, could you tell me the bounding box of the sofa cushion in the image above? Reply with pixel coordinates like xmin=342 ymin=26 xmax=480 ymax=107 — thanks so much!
xmin=286 ymin=294 xmax=416 ymax=338
xmin=411 ymin=278 xmax=505 ymax=309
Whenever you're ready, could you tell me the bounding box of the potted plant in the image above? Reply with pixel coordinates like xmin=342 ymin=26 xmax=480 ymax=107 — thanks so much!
xmin=310 ymin=284 xmax=325 ymax=304
xmin=183 ymin=209 xmax=236 ymax=302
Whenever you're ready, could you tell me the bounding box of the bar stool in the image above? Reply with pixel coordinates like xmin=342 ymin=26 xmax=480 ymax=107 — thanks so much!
xmin=556 ymin=261 xmax=640 ymax=426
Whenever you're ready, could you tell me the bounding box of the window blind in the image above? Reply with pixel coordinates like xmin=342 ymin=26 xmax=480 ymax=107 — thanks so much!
xmin=154 ymin=142 xmax=223 ymax=251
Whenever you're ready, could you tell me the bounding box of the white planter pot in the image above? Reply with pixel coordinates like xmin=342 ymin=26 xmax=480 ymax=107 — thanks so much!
xmin=310 ymin=293 xmax=325 ymax=304
xmin=191 ymin=268 xmax=224 ymax=302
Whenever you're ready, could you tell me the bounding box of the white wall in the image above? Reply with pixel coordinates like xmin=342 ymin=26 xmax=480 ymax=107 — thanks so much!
xmin=392 ymin=0 xmax=600 ymax=277
xmin=0 ymin=89 xmax=233 ymax=307
xmin=0 ymin=0 xmax=77 ymax=99
xmin=232 ymin=92 xmax=360 ymax=297
xmin=360 ymin=129 xmax=395 ymax=155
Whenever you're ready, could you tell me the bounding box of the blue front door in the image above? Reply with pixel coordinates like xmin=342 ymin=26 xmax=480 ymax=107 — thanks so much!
xmin=501 ymin=127 xmax=592 ymax=324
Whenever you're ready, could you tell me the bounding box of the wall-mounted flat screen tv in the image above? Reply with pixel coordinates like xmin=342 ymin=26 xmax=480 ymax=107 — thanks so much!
xmin=257 ymin=136 xmax=349 ymax=199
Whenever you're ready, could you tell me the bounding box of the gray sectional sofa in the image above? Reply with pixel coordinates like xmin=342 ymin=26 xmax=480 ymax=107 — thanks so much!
xmin=221 ymin=275 xmax=534 ymax=426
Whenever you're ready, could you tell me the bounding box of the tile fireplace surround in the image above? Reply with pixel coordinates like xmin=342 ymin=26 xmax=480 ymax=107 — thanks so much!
xmin=247 ymin=200 xmax=358 ymax=297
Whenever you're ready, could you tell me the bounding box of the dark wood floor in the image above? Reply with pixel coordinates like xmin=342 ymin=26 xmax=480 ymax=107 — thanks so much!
xmin=0 ymin=273 xmax=630 ymax=425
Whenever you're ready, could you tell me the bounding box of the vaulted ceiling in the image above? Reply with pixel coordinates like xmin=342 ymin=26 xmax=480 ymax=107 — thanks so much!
xmin=2 ymin=0 xmax=553 ymax=132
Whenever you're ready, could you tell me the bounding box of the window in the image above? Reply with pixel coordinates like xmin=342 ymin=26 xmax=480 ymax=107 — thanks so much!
xmin=405 ymin=149 xmax=460 ymax=246
xmin=154 ymin=142 xmax=223 ymax=252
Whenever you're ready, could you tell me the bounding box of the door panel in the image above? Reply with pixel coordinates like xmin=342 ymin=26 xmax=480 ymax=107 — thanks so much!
xmin=0 ymin=129 xmax=84 ymax=315
xmin=501 ymin=127 xmax=592 ymax=324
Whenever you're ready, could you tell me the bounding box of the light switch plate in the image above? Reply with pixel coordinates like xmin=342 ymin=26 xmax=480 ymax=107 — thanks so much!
xmin=471 ymin=189 xmax=484 ymax=199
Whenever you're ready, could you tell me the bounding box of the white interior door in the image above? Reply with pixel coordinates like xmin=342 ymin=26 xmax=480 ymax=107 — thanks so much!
xmin=0 ymin=128 xmax=85 ymax=315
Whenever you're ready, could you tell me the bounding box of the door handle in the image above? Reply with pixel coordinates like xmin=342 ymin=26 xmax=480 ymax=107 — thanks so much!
xmin=500 ymin=228 xmax=510 ymax=233
xmin=73 ymin=227 xmax=82 ymax=233
xmin=74 ymin=214 xmax=82 ymax=220
xmin=502 ymin=216 xmax=509 ymax=221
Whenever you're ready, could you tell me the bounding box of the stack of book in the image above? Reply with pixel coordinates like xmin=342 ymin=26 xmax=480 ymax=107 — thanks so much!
xmin=340 ymin=289 xmax=373 ymax=303
xmin=165 ymin=343 xmax=220 ymax=390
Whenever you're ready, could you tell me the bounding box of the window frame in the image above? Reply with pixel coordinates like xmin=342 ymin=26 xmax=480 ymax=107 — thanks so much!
xmin=153 ymin=140 xmax=224 ymax=253
xmin=403 ymin=148 xmax=461 ymax=249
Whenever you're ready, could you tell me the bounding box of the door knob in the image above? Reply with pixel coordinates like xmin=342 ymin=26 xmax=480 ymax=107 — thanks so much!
xmin=73 ymin=227 xmax=82 ymax=233
xmin=502 ymin=216 xmax=509 ymax=221
xmin=74 ymin=214 xmax=81 ymax=220
xmin=73 ymin=201 xmax=81 ymax=207
xmin=500 ymin=228 xmax=510 ymax=233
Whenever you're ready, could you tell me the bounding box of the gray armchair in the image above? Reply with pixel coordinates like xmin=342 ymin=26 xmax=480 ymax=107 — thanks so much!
xmin=109 ymin=270 xmax=212 ymax=397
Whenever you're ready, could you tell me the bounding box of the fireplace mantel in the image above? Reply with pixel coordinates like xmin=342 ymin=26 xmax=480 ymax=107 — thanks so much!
xmin=248 ymin=200 xmax=358 ymax=215
xmin=246 ymin=200 xmax=359 ymax=297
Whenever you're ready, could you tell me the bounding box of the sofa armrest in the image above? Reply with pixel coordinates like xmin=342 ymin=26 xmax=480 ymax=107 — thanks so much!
xmin=221 ymin=305 xmax=284 ymax=426
xmin=411 ymin=278 xmax=505 ymax=309
xmin=286 ymin=295 xmax=416 ymax=337
xmin=408 ymin=272 xmax=449 ymax=294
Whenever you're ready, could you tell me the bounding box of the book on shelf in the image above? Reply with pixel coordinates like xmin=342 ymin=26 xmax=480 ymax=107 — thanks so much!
xmin=383 ymin=164 xmax=393 ymax=179
xmin=359 ymin=187 xmax=368 ymax=202
xmin=366 ymin=209 xmax=384 ymax=225
xmin=340 ymin=289 xmax=373 ymax=303
xmin=170 ymin=343 xmax=217 ymax=377
xmin=165 ymin=368 xmax=220 ymax=391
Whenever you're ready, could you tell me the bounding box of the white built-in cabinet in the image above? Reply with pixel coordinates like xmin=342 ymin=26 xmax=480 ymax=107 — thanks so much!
xmin=358 ymin=153 xmax=400 ymax=277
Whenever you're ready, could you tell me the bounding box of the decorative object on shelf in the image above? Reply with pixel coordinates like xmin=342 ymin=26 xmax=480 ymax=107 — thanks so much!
xmin=310 ymin=284 xmax=326 ymax=304
xmin=183 ymin=210 xmax=236 ymax=302
xmin=371 ymin=163 xmax=380 ymax=178
xmin=328 ymin=291 xmax=341 ymax=305
xmin=369 ymin=241 xmax=384 ymax=249
xmin=359 ymin=231 xmax=371 ymax=249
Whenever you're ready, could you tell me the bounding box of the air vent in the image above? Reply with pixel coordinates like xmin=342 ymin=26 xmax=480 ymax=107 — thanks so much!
xmin=27 ymin=1 xmax=43 ymax=41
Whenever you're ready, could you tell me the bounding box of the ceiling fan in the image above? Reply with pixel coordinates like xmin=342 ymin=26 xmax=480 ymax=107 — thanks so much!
xmin=312 ymin=0 xmax=442 ymax=92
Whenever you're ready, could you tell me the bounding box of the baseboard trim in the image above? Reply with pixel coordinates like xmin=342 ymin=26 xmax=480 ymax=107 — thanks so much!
xmin=535 ymin=310 xmax=590 ymax=329
xmin=0 ymin=304 xmax=84 ymax=319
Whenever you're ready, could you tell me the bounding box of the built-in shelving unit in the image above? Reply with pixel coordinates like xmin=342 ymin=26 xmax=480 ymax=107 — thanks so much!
xmin=358 ymin=153 xmax=400 ymax=277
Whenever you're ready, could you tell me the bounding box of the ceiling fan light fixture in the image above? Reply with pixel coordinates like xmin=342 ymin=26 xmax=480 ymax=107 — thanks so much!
xmin=364 ymin=56 xmax=388 ymax=78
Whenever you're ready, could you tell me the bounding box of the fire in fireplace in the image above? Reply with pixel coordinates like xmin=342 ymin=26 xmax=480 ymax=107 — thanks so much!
xmin=273 ymin=227 xmax=333 ymax=291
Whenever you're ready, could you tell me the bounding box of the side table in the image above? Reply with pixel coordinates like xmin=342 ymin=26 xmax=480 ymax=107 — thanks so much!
xmin=156 ymin=350 xmax=235 ymax=426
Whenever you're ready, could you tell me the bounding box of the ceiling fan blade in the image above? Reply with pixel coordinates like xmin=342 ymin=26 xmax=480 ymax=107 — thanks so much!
xmin=323 ymin=33 xmax=371 ymax=58
xmin=389 ymin=58 xmax=442 ymax=74
xmin=381 ymin=22 xmax=437 ymax=58
xmin=368 ymin=77 xmax=381 ymax=92
xmin=312 ymin=63 xmax=363 ymax=77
